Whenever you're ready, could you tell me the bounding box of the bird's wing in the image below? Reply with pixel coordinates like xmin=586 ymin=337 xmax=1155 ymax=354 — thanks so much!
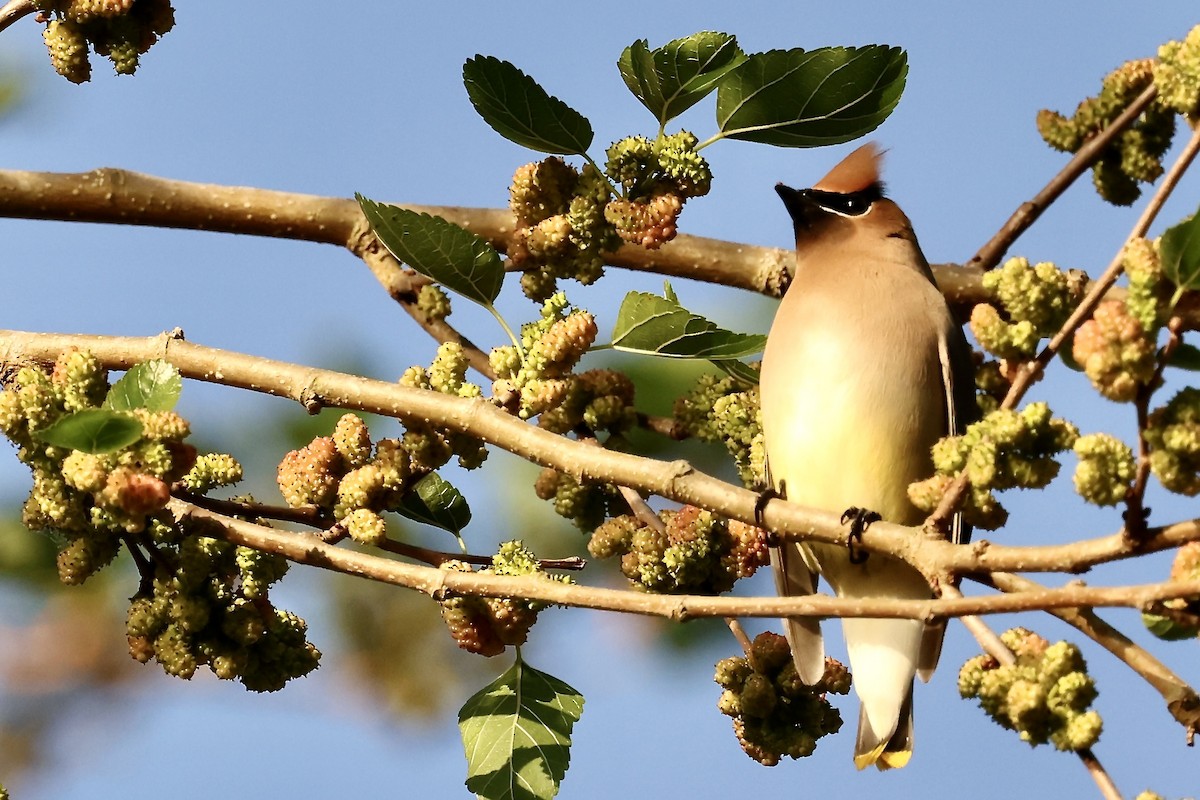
xmin=938 ymin=323 xmax=979 ymax=546
xmin=770 ymin=543 xmax=826 ymax=684
xmin=763 ymin=456 xmax=826 ymax=685
xmin=919 ymin=321 xmax=980 ymax=682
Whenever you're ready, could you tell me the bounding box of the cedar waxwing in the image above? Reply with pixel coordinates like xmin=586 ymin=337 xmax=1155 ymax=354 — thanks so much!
xmin=759 ymin=143 xmax=975 ymax=770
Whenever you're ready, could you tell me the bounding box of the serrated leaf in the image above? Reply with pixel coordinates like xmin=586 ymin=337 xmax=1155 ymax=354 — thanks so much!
xmin=104 ymin=359 xmax=182 ymax=412
xmin=1161 ymin=207 xmax=1200 ymax=292
xmin=463 ymin=56 xmax=593 ymax=155
xmin=1166 ymin=342 xmax=1200 ymax=371
xmin=357 ymin=195 xmax=504 ymax=306
xmin=395 ymin=472 xmax=471 ymax=534
xmin=711 ymin=358 xmax=760 ymax=387
xmin=716 ymin=45 xmax=907 ymax=147
xmin=618 ymin=32 xmax=745 ymax=124
xmin=33 ymin=409 xmax=142 ymax=454
xmin=611 ymin=287 xmax=766 ymax=359
xmin=459 ymin=658 xmax=584 ymax=800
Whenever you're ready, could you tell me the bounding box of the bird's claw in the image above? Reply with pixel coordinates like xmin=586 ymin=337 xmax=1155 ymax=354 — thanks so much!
xmin=841 ymin=507 xmax=880 ymax=565
xmin=754 ymin=480 xmax=786 ymax=529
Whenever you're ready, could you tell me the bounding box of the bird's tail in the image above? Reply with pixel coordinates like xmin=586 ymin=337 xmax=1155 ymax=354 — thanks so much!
xmin=853 ymin=684 xmax=914 ymax=771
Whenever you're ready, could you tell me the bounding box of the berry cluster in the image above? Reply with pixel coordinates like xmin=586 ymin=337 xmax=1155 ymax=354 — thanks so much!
xmin=0 ymin=350 xmax=320 ymax=691
xmin=969 ymin=257 xmax=1087 ymax=407
xmin=126 ymin=530 xmax=319 ymax=691
xmin=533 ymin=468 xmax=624 ymax=532
xmin=908 ymin=403 xmax=1079 ymax=529
xmin=587 ymin=505 xmax=769 ymax=594
xmin=437 ymin=541 xmax=568 ymax=656
xmin=958 ymin=628 xmax=1103 ymax=752
xmin=399 ymin=342 xmax=488 ymax=470
xmin=673 ymin=372 xmax=764 ymax=487
xmin=1141 ymin=542 xmax=1200 ymax=640
xmin=1072 ymin=433 xmax=1136 ymax=507
xmin=1154 ymin=24 xmax=1200 ymax=117
xmin=1037 ymin=58 xmax=1176 ymax=205
xmin=507 ymin=131 xmax=713 ymax=301
xmin=38 ymin=0 xmax=175 ymax=83
xmin=1145 ymin=387 xmax=1200 ymax=496
xmin=508 ymin=158 xmax=621 ymax=301
xmin=1071 ymin=299 xmax=1157 ymax=403
xmin=1 ymin=351 xmax=218 ymax=583
xmin=714 ymin=632 xmax=849 ymax=766
xmin=414 ymin=283 xmax=452 ymax=323
xmin=491 ymin=292 xmax=636 ymax=437
xmin=277 ymin=412 xmax=424 ymax=542
xmin=1122 ymin=237 xmax=1170 ymax=334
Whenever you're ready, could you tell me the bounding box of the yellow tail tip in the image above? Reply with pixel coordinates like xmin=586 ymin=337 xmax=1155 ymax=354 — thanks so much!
xmin=853 ymin=745 xmax=913 ymax=771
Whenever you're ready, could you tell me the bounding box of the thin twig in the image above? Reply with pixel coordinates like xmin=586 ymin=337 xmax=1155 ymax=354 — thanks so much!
xmin=1078 ymin=749 xmax=1124 ymax=800
xmin=986 ymin=571 xmax=1200 ymax=741
xmin=0 ymin=0 xmax=37 ymax=34
xmin=726 ymin=617 xmax=755 ymax=663
xmin=173 ymin=488 xmax=583 ymax=571
xmin=943 ymin=584 xmax=1123 ymax=800
xmin=167 ymin=497 xmax=1200 ymax=621
xmin=970 ymin=84 xmax=1159 ymax=271
xmin=7 ymin=329 xmax=1200 ymax=577
xmin=929 ymin=124 xmax=1200 ymax=531
xmin=1126 ymin=317 xmax=1184 ymax=534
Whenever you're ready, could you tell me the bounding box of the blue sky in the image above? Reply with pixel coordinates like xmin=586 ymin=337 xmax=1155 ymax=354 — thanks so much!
xmin=1 ymin=3 xmax=1198 ymax=799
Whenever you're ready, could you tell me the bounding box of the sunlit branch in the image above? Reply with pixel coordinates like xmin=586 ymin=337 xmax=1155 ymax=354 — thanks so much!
xmin=5 ymin=328 xmax=1200 ymax=579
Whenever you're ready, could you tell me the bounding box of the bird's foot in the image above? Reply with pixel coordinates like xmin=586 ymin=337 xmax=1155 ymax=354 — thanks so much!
xmin=754 ymin=480 xmax=786 ymax=530
xmin=840 ymin=507 xmax=881 ymax=564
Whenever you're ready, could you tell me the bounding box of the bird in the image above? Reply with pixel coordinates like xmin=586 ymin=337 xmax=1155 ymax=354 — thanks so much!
xmin=758 ymin=142 xmax=975 ymax=770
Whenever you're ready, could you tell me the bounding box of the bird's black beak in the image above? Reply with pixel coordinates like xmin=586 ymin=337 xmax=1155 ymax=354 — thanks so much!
xmin=775 ymin=183 xmax=819 ymax=232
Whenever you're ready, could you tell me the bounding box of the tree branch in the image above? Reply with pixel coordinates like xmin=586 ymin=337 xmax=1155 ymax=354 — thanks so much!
xmin=2 ymin=166 xmax=1198 ymax=332
xmin=986 ymin=571 xmax=1200 ymax=741
xmin=5 ymin=328 xmax=1200 ymax=579
xmin=0 ymin=0 xmax=37 ymax=34
xmin=969 ymin=84 xmax=1159 ymax=271
xmin=929 ymin=123 xmax=1200 ymax=528
xmin=942 ymin=584 xmax=1124 ymax=800
xmin=169 ymin=498 xmax=1200 ymax=622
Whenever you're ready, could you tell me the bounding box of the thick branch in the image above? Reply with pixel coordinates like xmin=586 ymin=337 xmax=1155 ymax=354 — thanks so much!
xmin=3 ymin=167 xmax=1197 ymax=331
xmin=5 ymin=328 xmax=1200 ymax=578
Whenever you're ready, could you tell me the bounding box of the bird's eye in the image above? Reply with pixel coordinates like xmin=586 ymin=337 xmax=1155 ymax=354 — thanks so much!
xmin=808 ymin=188 xmax=877 ymax=217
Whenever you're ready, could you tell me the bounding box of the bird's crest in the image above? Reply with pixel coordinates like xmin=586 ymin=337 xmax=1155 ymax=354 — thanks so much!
xmin=812 ymin=142 xmax=884 ymax=194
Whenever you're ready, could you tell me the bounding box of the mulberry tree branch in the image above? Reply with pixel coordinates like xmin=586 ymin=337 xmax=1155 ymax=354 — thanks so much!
xmin=969 ymin=84 xmax=1159 ymax=271
xmin=0 ymin=0 xmax=37 ymax=34
xmin=169 ymin=497 xmax=1200 ymax=621
xmin=4 ymin=328 xmax=1200 ymax=579
xmin=985 ymin=571 xmax=1200 ymax=741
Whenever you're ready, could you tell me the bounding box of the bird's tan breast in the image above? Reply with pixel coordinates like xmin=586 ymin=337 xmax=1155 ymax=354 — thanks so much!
xmin=760 ymin=266 xmax=948 ymax=526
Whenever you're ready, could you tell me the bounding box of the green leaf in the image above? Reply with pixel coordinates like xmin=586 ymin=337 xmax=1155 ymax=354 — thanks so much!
xmin=104 ymin=359 xmax=182 ymax=412
xmin=711 ymin=359 xmax=760 ymax=387
xmin=463 ymin=56 xmax=593 ymax=155
xmin=611 ymin=285 xmax=766 ymax=359
xmin=459 ymin=658 xmax=584 ymax=800
xmin=716 ymin=45 xmax=907 ymax=147
xmin=357 ymin=195 xmax=504 ymax=306
xmin=1160 ymin=207 xmax=1200 ymax=292
xmin=395 ymin=472 xmax=472 ymax=534
xmin=1166 ymin=342 xmax=1200 ymax=371
xmin=618 ymin=32 xmax=745 ymax=125
xmin=1142 ymin=611 xmax=1199 ymax=641
xmin=34 ymin=409 xmax=142 ymax=454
